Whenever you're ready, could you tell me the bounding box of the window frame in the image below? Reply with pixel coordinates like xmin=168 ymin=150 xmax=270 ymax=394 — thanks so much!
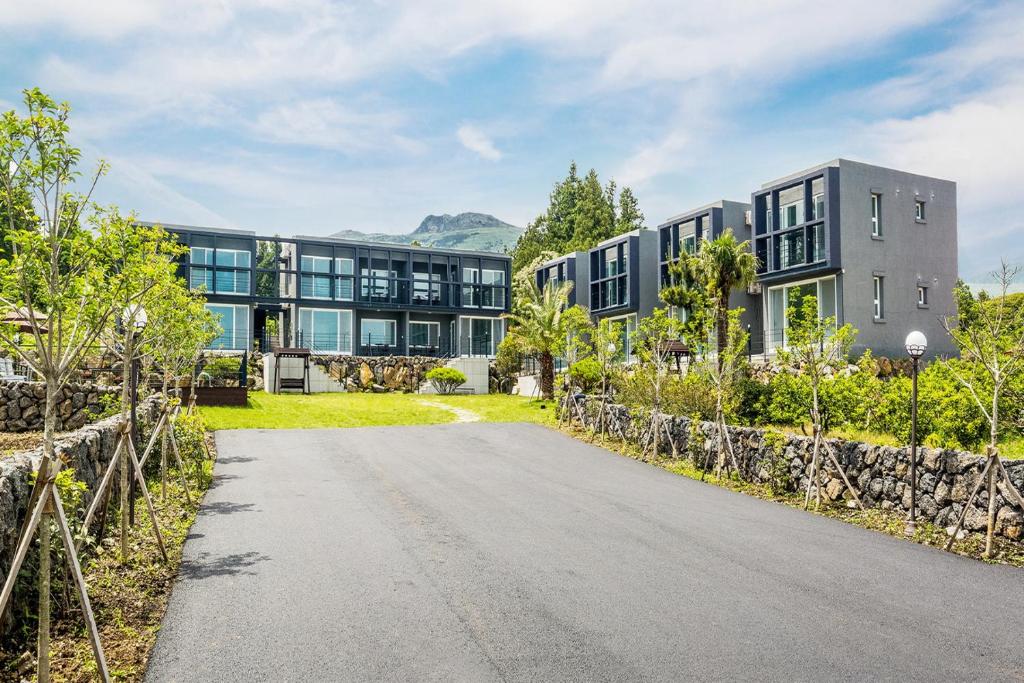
xmin=873 ymin=276 xmax=885 ymax=320
xmin=915 ymin=199 xmax=926 ymax=221
xmin=871 ymin=193 xmax=882 ymax=237
xmin=360 ymin=318 xmax=397 ymax=347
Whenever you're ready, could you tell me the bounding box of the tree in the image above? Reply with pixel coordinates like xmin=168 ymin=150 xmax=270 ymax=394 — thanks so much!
xmin=777 ymin=295 xmax=863 ymax=511
xmin=591 ymin=317 xmax=624 ymax=436
xmin=143 ymin=278 xmax=220 ymax=499
xmin=940 ymin=266 xmax=1024 ymax=557
xmin=633 ymin=308 xmax=684 ymax=459
xmin=510 ymin=162 xmax=645 ymax=272
xmin=503 ymin=279 xmax=574 ymax=400
xmin=699 ymin=229 xmax=757 ymax=366
xmin=97 ymin=218 xmax=186 ymax=563
xmin=660 ymin=249 xmax=713 ymax=359
xmin=684 ymin=300 xmax=748 ymax=478
xmin=0 ymin=88 xmax=120 ymax=683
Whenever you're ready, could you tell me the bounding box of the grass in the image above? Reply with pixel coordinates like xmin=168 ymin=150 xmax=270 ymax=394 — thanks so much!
xmin=200 ymin=392 xmax=556 ymax=430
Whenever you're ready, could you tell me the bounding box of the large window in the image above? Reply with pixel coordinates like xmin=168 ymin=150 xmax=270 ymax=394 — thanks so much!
xmin=482 ymin=269 xmax=506 ymax=309
xmin=871 ymin=193 xmax=882 ymax=236
xmin=682 ymin=234 xmax=696 ymax=255
xmin=765 ymin=277 xmax=837 ymax=351
xmin=778 ymin=230 xmax=805 ymax=270
xmin=409 ymin=321 xmax=440 ymax=350
xmin=462 ymin=267 xmax=480 ymax=307
xmin=780 ymin=200 xmax=803 ymax=229
xmin=192 ymin=247 xmax=250 ymax=295
xmin=297 ymin=308 xmax=352 ymax=354
xmin=460 ymin=317 xmax=504 ymax=356
xmin=606 ymin=314 xmax=637 ymax=363
xmin=300 ymin=255 xmax=332 ymax=299
xmin=206 ymin=304 xmax=250 ymax=350
xmin=361 ymin=319 xmax=396 ymax=348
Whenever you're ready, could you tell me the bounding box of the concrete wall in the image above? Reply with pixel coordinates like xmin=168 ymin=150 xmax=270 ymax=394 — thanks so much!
xmin=420 ymin=357 xmax=490 ymax=395
xmin=836 ymin=160 xmax=958 ymax=358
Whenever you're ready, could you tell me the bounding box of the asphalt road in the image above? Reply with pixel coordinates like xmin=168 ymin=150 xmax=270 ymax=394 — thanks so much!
xmin=146 ymin=423 xmax=1024 ymax=681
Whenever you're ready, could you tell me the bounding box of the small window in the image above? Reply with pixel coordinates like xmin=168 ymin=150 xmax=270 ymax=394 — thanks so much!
xmin=871 ymin=193 xmax=882 ymax=236
xmin=917 ymin=285 xmax=928 ymax=306
xmin=915 ymin=200 xmax=925 ymax=221
xmin=873 ymin=276 xmax=884 ymax=319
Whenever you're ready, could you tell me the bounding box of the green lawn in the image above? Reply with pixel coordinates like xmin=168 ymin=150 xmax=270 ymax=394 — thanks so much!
xmin=200 ymin=392 xmax=556 ymax=430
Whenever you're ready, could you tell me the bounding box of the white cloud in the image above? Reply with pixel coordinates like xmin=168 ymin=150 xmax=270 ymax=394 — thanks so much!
xmin=249 ymin=98 xmax=424 ymax=155
xmin=457 ymin=124 xmax=502 ymax=161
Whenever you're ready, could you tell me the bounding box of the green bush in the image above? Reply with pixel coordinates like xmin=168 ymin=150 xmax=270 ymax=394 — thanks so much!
xmin=202 ymin=356 xmax=243 ymax=380
xmin=566 ymin=356 xmax=602 ymax=393
xmin=613 ymin=368 xmax=718 ymax=421
xmin=426 ymin=367 xmax=468 ymax=395
xmin=174 ymin=411 xmax=212 ymax=487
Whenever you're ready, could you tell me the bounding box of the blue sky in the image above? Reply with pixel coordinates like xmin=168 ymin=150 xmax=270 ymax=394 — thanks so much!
xmin=1 ymin=0 xmax=1022 ymax=282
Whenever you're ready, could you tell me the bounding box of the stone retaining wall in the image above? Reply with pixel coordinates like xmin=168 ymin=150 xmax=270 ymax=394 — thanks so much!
xmin=0 ymin=380 xmax=118 ymax=433
xmin=576 ymin=399 xmax=1024 ymax=541
xmin=0 ymin=395 xmax=163 ymax=634
xmin=312 ymin=355 xmax=448 ymax=392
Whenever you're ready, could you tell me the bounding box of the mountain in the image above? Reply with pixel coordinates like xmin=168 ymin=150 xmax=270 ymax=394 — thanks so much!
xmin=331 ymin=212 xmax=523 ymax=252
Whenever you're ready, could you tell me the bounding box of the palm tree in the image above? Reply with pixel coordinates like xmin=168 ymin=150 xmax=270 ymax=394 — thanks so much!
xmin=699 ymin=229 xmax=758 ymax=364
xmin=503 ymin=279 xmax=574 ymax=400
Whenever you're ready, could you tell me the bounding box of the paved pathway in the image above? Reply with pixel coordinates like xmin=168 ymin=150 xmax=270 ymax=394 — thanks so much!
xmin=146 ymin=423 xmax=1024 ymax=681
xmin=417 ymin=399 xmax=481 ymax=422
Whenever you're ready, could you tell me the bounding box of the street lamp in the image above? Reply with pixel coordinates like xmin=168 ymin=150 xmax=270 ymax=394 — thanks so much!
xmin=904 ymin=330 xmax=927 ymax=536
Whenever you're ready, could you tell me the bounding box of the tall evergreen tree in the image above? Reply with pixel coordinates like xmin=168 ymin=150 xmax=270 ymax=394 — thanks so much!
xmin=511 ymin=162 xmax=645 ymax=272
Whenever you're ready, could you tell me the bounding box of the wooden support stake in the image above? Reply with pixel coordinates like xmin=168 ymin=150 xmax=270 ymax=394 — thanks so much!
xmin=167 ymin=427 xmax=193 ymax=505
xmin=944 ymin=455 xmax=993 ymax=551
xmin=820 ymin=438 xmax=865 ymax=510
xmin=125 ymin=438 xmax=168 ymax=563
xmin=51 ymin=486 xmax=111 ymax=683
xmin=76 ymin=438 xmax=125 ymax=553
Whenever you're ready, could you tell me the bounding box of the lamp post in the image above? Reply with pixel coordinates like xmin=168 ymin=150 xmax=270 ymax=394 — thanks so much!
xmin=904 ymin=330 xmax=927 ymax=536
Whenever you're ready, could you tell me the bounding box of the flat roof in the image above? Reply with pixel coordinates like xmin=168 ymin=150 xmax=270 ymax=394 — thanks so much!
xmin=139 ymin=221 xmax=510 ymax=259
xmin=758 ymin=158 xmax=956 ymax=190
xmin=659 ymin=199 xmax=749 ymax=227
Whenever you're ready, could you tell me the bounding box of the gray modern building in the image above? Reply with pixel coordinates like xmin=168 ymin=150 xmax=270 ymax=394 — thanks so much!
xmin=537 ymin=229 xmax=660 ymax=359
xmin=750 ymin=158 xmax=957 ymax=358
xmin=536 ymin=251 xmax=590 ymax=309
xmin=657 ymin=199 xmax=760 ymax=333
xmin=150 ymin=223 xmax=511 ymax=357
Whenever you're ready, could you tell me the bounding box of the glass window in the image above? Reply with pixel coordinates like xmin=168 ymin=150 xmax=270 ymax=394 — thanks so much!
xmin=779 ymin=230 xmax=805 ymax=269
xmin=808 ymin=223 xmax=825 ymax=263
xmin=409 ymin=321 xmax=440 ymax=348
xmin=918 ymin=285 xmax=928 ymax=306
xmin=191 ymin=246 xmax=213 ymax=265
xmin=915 ymin=200 xmax=925 ymax=221
xmin=206 ymin=304 xmax=249 ymax=350
xmin=682 ymin=234 xmax=696 ymax=255
xmin=215 ymin=269 xmax=250 ymax=295
xmin=361 ymin=319 xmax=396 ymax=346
xmin=781 ymin=200 xmax=804 ymax=229
xmin=873 ymin=276 xmax=884 ymax=319
xmin=190 ymin=267 xmax=213 ymax=291
xmin=297 ymin=308 xmax=352 ymax=354
xmin=871 ymin=193 xmax=882 ymax=236
xmin=460 ymin=317 xmax=504 ymax=356
xmin=215 ymin=248 xmax=251 ymax=268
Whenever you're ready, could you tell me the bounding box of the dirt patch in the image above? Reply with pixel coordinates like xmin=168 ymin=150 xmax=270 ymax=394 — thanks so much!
xmin=418 ymin=400 xmax=481 ymax=423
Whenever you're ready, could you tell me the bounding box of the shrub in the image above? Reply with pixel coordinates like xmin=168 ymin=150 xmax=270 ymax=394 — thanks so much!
xmin=492 ymin=335 xmax=523 ymax=394
xmin=612 ymin=368 xmax=718 ymax=421
xmin=426 ymin=367 xmax=467 ymax=395
xmin=173 ymin=411 xmax=212 ymax=487
xmin=566 ymin=356 xmax=602 ymax=393
xmin=756 ymin=371 xmax=810 ymax=429
xmin=202 ymin=356 xmax=243 ymax=380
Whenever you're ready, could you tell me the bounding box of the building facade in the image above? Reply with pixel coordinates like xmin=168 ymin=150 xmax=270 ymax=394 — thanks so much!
xmin=154 ymin=223 xmax=511 ymax=357
xmin=751 ymin=159 xmax=957 ymax=358
xmin=537 ymin=229 xmax=660 ymax=359
xmin=539 ymin=159 xmax=958 ymax=361
xmin=657 ymin=199 xmax=760 ymax=333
